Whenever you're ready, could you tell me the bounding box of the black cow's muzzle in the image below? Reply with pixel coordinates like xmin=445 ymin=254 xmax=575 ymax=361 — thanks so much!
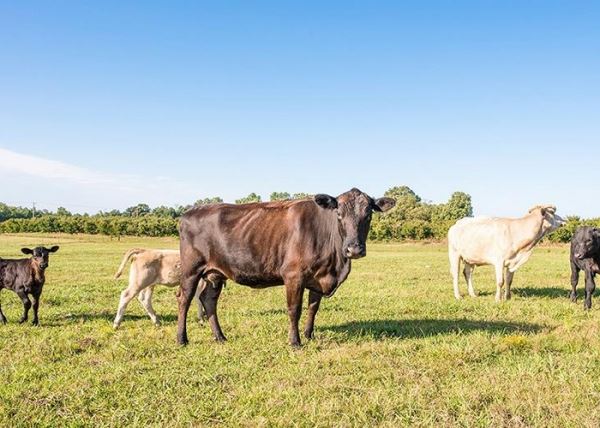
xmin=40 ymin=263 xmax=48 ymax=269
xmin=345 ymin=243 xmax=366 ymax=259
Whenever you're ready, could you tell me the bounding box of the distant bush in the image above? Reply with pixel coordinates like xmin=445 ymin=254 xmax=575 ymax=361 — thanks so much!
xmin=368 ymin=187 xmax=473 ymax=241
xmin=4 ymin=187 xmax=589 ymax=243
xmin=546 ymin=217 xmax=600 ymax=244
xmin=0 ymin=215 xmax=178 ymax=237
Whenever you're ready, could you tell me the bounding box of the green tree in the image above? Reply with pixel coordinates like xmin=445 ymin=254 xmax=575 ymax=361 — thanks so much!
xmin=434 ymin=192 xmax=473 ymax=221
xmin=235 ymin=193 xmax=262 ymax=204
xmin=291 ymin=193 xmax=312 ymax=200
xmin=151 ymin=206 xmax=179 ymax=218
xmin=270 ymin=192 xmax=291 ymax=201
xmin=56 ymin=206 xmax=72 ymax=216
xmin=194 ymin=197 xmax=223 ymax=206
xmin=124 ymin=203 xmax=151 ymax=217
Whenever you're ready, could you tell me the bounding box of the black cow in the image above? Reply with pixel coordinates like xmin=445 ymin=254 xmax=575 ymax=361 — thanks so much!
xmin=0 ymin=246 xmax=59 ymax=325
xmin=570 ymin=227 xmax=600 ymax=309
xmin=177 ymin=188 xmax=395 ymax=347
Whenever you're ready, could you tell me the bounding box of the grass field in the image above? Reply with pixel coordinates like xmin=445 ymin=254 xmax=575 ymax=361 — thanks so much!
xmin=1 ymin=233 xmax=600 ymax=427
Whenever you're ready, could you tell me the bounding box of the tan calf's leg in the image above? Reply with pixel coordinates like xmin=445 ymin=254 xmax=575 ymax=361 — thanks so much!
xmin=114 ymin=265 xmax=153 ymax=328
xmin=138 ymin=286 xmax=160 ymax=325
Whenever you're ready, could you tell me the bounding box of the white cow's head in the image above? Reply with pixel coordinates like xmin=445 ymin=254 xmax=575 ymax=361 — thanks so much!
xmin=529 ymin=205 xmax=566 ymax=234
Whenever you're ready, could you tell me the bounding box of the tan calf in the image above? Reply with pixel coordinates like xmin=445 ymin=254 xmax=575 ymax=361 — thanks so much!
xmin=113 ymin=248 xmax=205 ymax=328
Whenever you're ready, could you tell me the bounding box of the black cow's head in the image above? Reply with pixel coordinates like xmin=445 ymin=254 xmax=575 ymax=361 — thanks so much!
xmin=21 ymin=246 xmax=60 ymax=270
xmin=314 ymin=188 xmax=395 ymax=259
xmin=573 ymin=228 xmax=600 ymax=260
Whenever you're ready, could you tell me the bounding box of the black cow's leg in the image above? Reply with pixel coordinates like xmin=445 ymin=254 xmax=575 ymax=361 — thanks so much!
xmin=31 ymin=290 xmax=41 ymax=326
xmin=200 ymin=279 xmax=226 ymax=342
xmin=304 ymin=290 xmax=322 ymax=340
xmin=584 ymin=270 xmax=596 ymax=310
xmin=177 ymin=271 xmax=201 ymax=345
xmin=570 ymin=261 xmax=580 ymax=302
xmin=285 ymin=283 xmax=304 ymax=347
xmin=0 ymin=290 xmax=7 ymax=324
xmin=16 ymin=291 xmax=32 ymax=324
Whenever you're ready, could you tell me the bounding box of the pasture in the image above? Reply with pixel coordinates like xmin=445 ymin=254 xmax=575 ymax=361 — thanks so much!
xmin=1 ymin=233 xmax=599 ymax=427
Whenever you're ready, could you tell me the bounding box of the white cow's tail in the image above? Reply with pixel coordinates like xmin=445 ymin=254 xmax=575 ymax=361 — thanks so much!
xmin=114 ymin=248 xmax=145 ymax=279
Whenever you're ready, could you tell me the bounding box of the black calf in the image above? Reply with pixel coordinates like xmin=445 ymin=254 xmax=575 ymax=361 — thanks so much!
xmin=0 ymin=246 xmax=59 ymax=325
xmin=570 ymin=227 xmax=600 ymax=310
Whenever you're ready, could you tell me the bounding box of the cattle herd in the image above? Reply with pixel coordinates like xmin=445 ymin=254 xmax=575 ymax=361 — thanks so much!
xmin=1 ymin=187 xmax=599 ymax=347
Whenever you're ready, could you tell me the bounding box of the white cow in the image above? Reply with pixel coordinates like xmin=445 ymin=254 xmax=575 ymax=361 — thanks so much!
xmin=113 ymin=248 xmax=205 ymax=328
xmin=448 ymin=205 xmax=566 ymax=301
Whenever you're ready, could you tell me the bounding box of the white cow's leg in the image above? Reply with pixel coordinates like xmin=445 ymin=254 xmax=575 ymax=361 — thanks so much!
xmin=504 ymin=268 xmax=515 ymax=300
xmin=494 ymin=263 xmax=505 ymax=303
xmin=463 ymin=263 xmax=477 ymax=297
xmin=138 ymin=286 xmax=160 ymax=325
xmin=449 ymin=251 xmax=462 ymax=300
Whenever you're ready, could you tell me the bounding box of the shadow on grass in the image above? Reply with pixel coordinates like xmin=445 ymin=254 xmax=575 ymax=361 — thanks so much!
xmin=323 ymin=318 xmax=544 ymax=340
xmin=513 ymin=286 xmax=569 ymax=299
xmin=43 ymin=311 xmax=179 ymax=326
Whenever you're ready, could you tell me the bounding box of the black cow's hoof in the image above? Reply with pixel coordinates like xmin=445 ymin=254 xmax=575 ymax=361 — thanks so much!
xmin=32 ymin=320 xmax=39 ymax=327
xmin=0 ymin=317 xmax=7 ymax=325
xmin=304 ymin=330 xmax=314 ymax=340
xmin=18 ymin=318 xmax=27 ymax=324
xmin=177 ymin=336 xmax=189 ymax=346
xmin=215 ymin=334 xmax=227 ymax=343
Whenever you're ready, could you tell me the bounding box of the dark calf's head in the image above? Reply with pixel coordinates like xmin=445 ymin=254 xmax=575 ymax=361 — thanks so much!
xmin=573 ymin=228 xmax=600 ymax=260
xmin=314 ymin=188 xmax=395 ymax=259
xmin=21 ymin=246 xmax=60 ymax=269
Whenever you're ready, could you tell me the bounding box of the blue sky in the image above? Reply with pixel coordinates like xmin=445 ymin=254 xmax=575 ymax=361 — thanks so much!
xmin=1 ymin=1 xmax=598 ymax=216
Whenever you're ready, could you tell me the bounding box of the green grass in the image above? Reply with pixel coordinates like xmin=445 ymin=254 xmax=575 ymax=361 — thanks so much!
xmin=1 ymin=233 xmax=599 ymax=427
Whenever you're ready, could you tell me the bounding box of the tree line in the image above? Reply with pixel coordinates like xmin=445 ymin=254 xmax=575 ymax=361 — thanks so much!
xmin=0 ymin=189 xmax=595 ymax=242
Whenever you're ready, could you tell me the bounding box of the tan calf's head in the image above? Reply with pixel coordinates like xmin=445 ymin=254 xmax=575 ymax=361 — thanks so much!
xmin=528 ymin=205 xmax=566 ymax=234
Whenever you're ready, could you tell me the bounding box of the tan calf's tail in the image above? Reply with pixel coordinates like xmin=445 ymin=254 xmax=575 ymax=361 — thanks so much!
xmin=114 ymin=248 xmax=145 ymax=279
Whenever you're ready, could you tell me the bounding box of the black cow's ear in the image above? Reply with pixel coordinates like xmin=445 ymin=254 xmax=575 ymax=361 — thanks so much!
xmin=48 ymin=246 xmax=60 ymax=253
xmin=21 ymin=248 xmax=33 ymax=255
xmin=314 ymin=194 xmax=338 ymax=210
xmin=373 ymin=197 xmax=396 ymax=212
xmin=593 ymin=229 xmax=600 ymax=239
